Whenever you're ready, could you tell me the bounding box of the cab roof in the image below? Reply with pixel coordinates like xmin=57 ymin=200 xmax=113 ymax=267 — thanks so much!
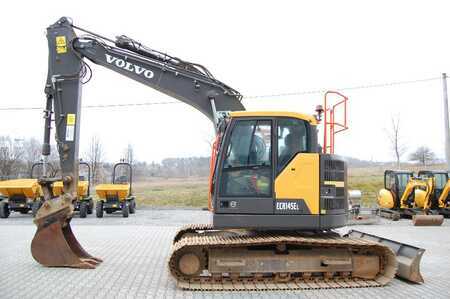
xmin=230 ymin=111 xmax=317 ymax=125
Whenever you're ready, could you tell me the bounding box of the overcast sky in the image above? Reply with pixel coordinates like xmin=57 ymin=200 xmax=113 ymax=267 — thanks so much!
xmin=0 ymin=1 xmax=449 ymax=163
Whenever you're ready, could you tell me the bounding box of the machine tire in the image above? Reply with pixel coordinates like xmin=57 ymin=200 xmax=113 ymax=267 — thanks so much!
xmin=87 ymin=199 xmax=94 ymax=214
xmin=32 ymin=200 xmax=42 ymax=217
xmin=122 ymin=202 xmax=129 ymax=218
xmin=0 ymin=202 xmax=10 ymax=218
xmin=19 ymin=209 xmax=29 ymax=214
xmin=79 ymin=202 xmax=88 ymax=218
xmin=96 ymin=201 xmax=104 ymax=218
xmin=129 ymin=199 xmax=136 ymax=214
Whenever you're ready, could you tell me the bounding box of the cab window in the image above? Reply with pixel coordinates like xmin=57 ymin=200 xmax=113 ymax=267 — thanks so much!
xmin=277 ymin=118 xmax=308 ymax=172
xmin=435 ymin=174 xmax=447 ymax=190
xmin=221 ymin=120 xmax=272 ymax=197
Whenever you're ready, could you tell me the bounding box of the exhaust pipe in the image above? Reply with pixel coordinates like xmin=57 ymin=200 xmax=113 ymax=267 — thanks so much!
xmin=345 ymin=229 xmax=425 ymax=283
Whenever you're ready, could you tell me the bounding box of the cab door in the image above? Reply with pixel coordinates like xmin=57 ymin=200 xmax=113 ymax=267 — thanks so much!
xmin=215 ymin=118 xmax=274 ymax=214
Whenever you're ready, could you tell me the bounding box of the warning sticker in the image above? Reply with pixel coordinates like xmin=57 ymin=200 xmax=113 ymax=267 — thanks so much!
xmin=56 ymin=36 xmax=67 ymax=54
xmin=67 ymin=114 xmax=76 ymax=125
xmin=65 ymin=125 xmax=75 ymax=142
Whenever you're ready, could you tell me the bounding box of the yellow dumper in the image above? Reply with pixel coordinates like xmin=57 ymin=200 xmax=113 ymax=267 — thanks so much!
xmin=0 ymin=179 xmax=43 ymax=218
xmin=52 ymin=162 xmax=93 ymax=218
xmin=95 ymin=162 xmax=135 ymax=218
xmin=0 ymin=162 xmax=46 ymax=218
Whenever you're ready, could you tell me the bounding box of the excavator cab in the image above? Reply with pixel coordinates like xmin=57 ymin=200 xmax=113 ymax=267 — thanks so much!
xmin=418 ymin=170 xmax=450 ymax=217
xmin=209 ymin=111 xmax=348 ymax=230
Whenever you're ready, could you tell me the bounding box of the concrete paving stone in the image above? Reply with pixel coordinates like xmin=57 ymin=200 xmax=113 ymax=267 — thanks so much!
xmin=0 ymin=209 xmax=449 ymax=298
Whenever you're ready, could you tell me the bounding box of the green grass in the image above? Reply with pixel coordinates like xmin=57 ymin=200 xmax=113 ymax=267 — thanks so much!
xmin=129 ymin=164 xmax=446 ymax=208
xmin=132 ymin=178 xmax=209 ymax=208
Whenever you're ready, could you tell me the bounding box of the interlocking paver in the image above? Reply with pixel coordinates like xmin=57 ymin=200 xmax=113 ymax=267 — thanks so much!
xmin=0 ymin=209 xmax=449 ymax=298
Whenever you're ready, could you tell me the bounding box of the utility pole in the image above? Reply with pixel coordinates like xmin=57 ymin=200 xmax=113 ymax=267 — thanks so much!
xmin=443 ymin=73 xmax=450 ymax=170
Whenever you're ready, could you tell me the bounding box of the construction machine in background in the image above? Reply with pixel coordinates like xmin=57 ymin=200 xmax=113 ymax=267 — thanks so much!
xmin=418 ymin=170 xmax=450 ymax=217
xmin=53 ymin=161 xmax=93 ymax=218
xmin=31 ymin=17 xmax=426 ymax=289
xmin=95 ymin=161 xmax=135 ymax=218
xmin=377 ymin=170 xmax=444 ymax=225
xmin=0 ymin=162 xmax=47 ymax=218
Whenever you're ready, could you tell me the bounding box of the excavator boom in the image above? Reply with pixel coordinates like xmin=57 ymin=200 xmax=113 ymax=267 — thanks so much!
xmin=32 ymin=17 xmax=244 ymax=269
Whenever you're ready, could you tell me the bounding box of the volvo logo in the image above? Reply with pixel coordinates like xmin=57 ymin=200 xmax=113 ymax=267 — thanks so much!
xmin=105 ymin=54 xmax=154 ymax=79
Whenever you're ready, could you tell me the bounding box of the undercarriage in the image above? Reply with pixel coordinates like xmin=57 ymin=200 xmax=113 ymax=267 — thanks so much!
xmin=169 ymin=224 xmax=398 ymax=291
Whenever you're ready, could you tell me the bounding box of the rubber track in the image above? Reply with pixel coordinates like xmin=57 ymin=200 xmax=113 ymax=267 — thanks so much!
xmin=169 ymin=224 xmax=397 ymax=291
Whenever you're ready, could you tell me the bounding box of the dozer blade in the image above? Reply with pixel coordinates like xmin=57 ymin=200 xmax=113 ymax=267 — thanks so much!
xmin=31 ymin=196 xmax=102 ymax=268
xmin=412 ymin=214 xmax=444 ymax=226
xmin=345 ymin=229 xmax=425 ymax=284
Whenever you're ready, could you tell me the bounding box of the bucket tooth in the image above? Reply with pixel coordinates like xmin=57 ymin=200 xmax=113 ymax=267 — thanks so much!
xmin=31 ymin=196 xmax=102 ymax=268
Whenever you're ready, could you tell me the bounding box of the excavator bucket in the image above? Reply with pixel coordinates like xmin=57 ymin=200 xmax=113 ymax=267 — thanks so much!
xmin=31 ymin=195 xmax=102 ymax=268
xmin=412 ymin=214 xmax=444 ymax=226
xmin=345 ymin=230 xmax=425 ymax=283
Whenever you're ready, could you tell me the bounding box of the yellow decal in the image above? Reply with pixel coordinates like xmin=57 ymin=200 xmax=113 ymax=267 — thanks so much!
xmin=67 ymin=114 xmax=76 ymax=125
xmin=56 ymin=36 xmax=67 ymax=54
xmin=324 ymin=181 xmax=345 ymax=187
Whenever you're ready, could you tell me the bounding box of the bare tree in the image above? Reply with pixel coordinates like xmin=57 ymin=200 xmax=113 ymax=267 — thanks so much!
xmin=386 ymin=116 xmax=407 ymax=168
xmin=0 ymin=136 xmax=25 ymax=178
xmin=22 ymin=138 xmax=42 ymax=175
xmin=409 ymin=146 xmax=436 ymax=166
xmin=123 ymin=143 xmax=134 ymax=165
xmin=85 ymin=136 xmax=104 ymax=184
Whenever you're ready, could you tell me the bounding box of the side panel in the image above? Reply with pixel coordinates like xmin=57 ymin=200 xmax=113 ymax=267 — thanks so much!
xmin=274 ymin=153 xmax=319 ymax=215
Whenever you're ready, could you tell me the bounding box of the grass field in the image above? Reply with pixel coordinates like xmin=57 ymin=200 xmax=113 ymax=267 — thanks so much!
xmin=128 ymin=164 xmax=446 ymax=208
xmin=132 ymin=177 xmax=209 ymax=208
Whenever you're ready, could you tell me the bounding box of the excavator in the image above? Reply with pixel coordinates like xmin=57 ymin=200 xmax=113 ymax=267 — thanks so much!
xmin=377 ymin=170 xmax=444 ymax=225
xmin=418 ymin=170 xmax=450 ymax=217
xmin=31 ymin=17 xmax=426 ymax=290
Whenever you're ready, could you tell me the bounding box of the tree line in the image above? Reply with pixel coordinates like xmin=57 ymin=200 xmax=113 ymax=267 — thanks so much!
xmin=0 ymin=135 xmax=210 ymax=182
xmin=0 ymin=129 xmax=441 ymax=182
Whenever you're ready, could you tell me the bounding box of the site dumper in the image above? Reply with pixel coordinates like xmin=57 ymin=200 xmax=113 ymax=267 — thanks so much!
xmin=52 ymin=162 xmax=93 ymax=218
xmin=95 ymin=162 xmax=135 ymax=218
xmin=0 ymin=163 xmax=46 ymax=218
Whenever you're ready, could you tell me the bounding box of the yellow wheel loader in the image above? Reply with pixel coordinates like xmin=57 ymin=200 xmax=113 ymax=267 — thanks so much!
xmin=95 ymin=162 xmax=135 ymax=218
xmin=418 ymin=170 xmax=450 ymax=217
xmin=30 ymin=17 xmax=426 ymax=287
xmin=377 ymin=170 xmax=444 ymax=225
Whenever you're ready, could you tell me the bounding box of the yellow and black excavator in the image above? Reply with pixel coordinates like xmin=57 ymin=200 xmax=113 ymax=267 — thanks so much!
xmin=377 ymin=170 xmax=444 ymax=225
xmin=31 ymin=17 xmax=426 ymax=290
xmin=418 ymin=170 xmax=450 ymax=217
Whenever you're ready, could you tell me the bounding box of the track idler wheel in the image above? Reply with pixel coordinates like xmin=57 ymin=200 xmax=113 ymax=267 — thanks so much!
xmin=175 ymin=248 xmax=206 ymax=277
xmin=31 ymin=195 xmax=103 ymax=268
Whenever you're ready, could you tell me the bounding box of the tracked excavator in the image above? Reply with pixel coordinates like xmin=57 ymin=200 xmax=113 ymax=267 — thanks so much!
xmin=377 ymin=170 xmax=444 ymax=226
xmin=32 ymin=17 xmax=426 ymax=290
xmin=418 ymin=170 xmax=450 ymax=217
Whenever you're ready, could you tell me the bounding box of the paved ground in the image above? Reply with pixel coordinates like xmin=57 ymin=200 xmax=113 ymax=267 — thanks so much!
xmin=1 ymin=208 xmax=449 ymax=299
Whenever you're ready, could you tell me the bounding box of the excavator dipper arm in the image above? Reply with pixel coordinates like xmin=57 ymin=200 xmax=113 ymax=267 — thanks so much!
xmin=32 ymin=17 xmax=244 ymax=269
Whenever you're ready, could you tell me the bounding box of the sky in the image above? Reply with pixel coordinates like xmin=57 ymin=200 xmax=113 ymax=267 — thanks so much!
xmin=0 ymin=0 xmax=449 ymax=163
